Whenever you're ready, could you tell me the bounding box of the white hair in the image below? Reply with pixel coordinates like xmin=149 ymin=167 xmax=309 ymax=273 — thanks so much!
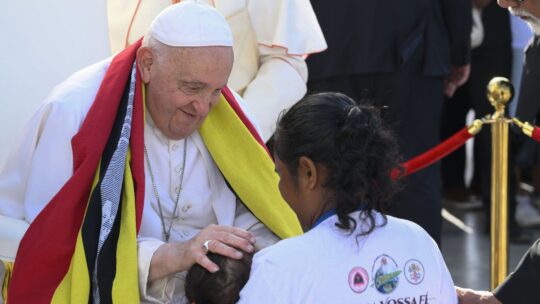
xmin=141 ymin=33 xmax=173 ymax=61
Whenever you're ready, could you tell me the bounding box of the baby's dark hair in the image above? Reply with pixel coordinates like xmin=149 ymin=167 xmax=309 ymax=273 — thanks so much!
xmin=185 ymin=252 xmax=252 ymax=304
xmin=273 ymin=92 xmax=402 ymax=236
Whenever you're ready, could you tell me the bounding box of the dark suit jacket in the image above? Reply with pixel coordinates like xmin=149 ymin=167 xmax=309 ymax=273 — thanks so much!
xmin=494 ymin=239 xmax=540 ymax=304
xmin=516 ymin=35 xmax=540 ymax=123
xmin=307 ymin=0 xmax=471 ymax=81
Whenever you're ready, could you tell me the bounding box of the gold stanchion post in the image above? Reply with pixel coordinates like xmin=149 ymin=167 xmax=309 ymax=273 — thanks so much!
xmin=486 ymin=77 xmax=513 ymax=289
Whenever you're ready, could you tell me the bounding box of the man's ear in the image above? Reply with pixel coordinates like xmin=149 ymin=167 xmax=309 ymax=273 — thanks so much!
xmin=298 ymin=156 xmax=318 ymax=190
xmin=137 ymin=47 xmax=153 ymax=84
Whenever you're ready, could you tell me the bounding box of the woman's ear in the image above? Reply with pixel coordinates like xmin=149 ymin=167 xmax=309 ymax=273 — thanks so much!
xmin=298 ymin=156 xmax=318 ymax=189
xmin=136 ymin=47 xmax=154 ymax=84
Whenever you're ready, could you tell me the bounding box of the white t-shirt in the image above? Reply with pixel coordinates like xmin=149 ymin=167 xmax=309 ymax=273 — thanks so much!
xmin=239 ymin=211 xmax=457 ymax=304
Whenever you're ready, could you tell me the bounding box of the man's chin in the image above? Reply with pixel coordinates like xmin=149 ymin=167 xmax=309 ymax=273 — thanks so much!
xmin=166 ymin=125 xmax=199 ymax=140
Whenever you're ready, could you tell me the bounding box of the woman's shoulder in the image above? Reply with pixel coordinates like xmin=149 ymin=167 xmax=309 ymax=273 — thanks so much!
xmin=382 ymin=215 xmax=435 ymax=241
xmin=345 ymin=211 xmax=434 ymax=242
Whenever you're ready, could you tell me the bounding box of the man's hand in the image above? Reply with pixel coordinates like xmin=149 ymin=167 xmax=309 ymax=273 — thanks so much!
xmin=444 ymin=64 xmax=471 ymax=98
xmin=456 ymin=286 xmax=502 ymax=304
xmin=149 ymin=224 xmax=256 ymax=281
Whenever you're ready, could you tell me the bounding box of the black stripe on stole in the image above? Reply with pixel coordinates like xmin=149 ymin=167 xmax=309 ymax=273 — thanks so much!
xmin=81 ymin=76 xmax=130 ymax=304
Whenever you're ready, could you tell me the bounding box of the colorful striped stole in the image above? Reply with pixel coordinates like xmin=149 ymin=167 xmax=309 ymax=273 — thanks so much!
xmin=6 ymin=39 xmax=301 ymax=303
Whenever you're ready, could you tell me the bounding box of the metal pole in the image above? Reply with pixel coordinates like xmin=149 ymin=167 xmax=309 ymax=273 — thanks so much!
xmin=490 ymin=116 xmax=508 ymax=289
xmin=486 ymin=77 xmax=513 ymax=289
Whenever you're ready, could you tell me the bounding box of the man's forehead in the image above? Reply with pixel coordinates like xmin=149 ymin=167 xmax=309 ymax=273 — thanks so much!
xmin=175 ymin=70 xmax=228 ymax=88
xmin=167 ymin=45 xmax=233 ymax=58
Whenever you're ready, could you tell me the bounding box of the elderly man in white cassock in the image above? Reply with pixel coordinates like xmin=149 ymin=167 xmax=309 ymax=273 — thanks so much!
xmin=0 ymin=1 xmax=301 ymax=303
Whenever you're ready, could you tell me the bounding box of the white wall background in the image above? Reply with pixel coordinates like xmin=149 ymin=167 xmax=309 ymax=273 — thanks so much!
xmin=0 ymin=0 xmax=111 ymax=167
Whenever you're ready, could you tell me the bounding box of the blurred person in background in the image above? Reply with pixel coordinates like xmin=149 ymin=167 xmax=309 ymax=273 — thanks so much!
xmin=306 ymin=0 xmax=472 ymax=244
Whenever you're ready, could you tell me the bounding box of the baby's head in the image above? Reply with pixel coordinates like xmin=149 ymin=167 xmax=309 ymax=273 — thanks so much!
xmin=185 ymin=252 xmax=252 ymax=304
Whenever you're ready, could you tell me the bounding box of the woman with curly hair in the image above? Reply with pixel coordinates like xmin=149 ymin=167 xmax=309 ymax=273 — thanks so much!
xmin=238 ymin=92 xmax=457 ymax=303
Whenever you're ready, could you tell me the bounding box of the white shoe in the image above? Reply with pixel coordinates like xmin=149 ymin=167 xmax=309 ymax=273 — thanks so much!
xmin=516 ymin=195 xmax=540 ymax=227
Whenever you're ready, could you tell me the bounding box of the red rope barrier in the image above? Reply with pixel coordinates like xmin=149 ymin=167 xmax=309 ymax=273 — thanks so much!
xmin=513 ymin=118 xmax=540 ymax=143
xmin=532 ymin=127 xmax=540 ymax=142
xmin=392 ymin=126 xmax=474 ymax=179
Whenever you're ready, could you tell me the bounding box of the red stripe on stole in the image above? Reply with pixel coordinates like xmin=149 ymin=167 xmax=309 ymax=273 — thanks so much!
xmin=220 ymin=86 xmax=272 ymax=159
xmin=8 ymin=40 xmax=144 ymax=303
xmin=131 ymin=67 xmax=145 ymax=231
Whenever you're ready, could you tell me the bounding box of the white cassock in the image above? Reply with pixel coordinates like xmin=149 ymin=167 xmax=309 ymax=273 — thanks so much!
xmin=239 ymin=212 xmax=458 ymax=304
xmin=0 ymin=57 xmax=279 ymax=303
xmin=107 ymin=0 xmax=327 ymax=141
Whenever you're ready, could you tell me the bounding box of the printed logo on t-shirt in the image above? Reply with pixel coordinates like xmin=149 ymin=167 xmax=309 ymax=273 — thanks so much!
xmin=404 ymin=259 xmax=425 ymax=285
xmin=372 ymin=254 xmax=401 ymax=294
xmin=367 ymin=292 xmax=432 ymax=304
xmin=348 ymin=267 xmax=369 ymax=293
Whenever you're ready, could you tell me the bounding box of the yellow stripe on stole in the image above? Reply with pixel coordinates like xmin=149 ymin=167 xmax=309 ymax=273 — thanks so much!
xmin=51 ymin=150 xmax=139 ymax=303
xmin=199 ymin=95 xmax=302 ymax=239
xmin=111 ymin=149 xmax=139 ymax=302
xmin=51 ymin=165 xmax=101 ymax=303
xmin=50 ymin=231 xmax=91 ymax=303
xmin=1 ymin=260 xmax=13 ymax=302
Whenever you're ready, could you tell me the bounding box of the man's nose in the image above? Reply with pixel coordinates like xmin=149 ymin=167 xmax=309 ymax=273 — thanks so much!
xmin=193 ymin=95 xmax=211 ymax=116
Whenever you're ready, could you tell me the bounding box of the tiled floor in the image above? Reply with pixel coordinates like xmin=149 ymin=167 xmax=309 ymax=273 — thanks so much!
xmin=441 ymin=203 xmax=540 ymax=290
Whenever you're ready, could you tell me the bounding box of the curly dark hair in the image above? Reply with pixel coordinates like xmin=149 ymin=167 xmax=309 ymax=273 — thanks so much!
xmin=185 ymin=252 xmax=252 ymax=304
xmin=273 ymin=92 xmax=402 ymax=236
